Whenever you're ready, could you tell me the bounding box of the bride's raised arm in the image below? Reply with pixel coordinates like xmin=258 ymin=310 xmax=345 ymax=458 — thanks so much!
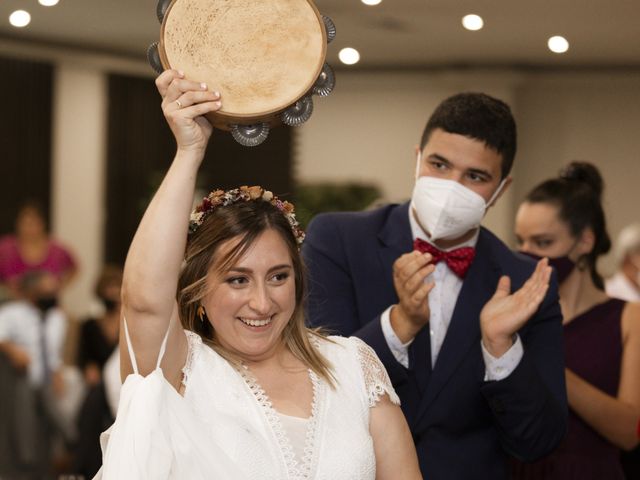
xmin=120 ymin=70 xmax=221 ymax=384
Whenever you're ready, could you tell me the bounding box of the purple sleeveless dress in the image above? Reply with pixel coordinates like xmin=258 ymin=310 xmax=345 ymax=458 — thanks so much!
xmin=511 ymin=298 xmax=626 ymax=480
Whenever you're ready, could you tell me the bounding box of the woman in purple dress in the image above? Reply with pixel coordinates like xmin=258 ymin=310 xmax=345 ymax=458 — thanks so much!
xmin=511 ymin=162 xmax=640 ymax=479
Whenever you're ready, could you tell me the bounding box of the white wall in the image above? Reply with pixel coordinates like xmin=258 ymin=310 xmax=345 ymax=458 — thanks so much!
xmin=51 ymin=66 xmax=107 ymax=317
xmin=296 ymin=69 xmax=523 ymax=242
xmin=297 ymin=70 xmax=520 ymax=201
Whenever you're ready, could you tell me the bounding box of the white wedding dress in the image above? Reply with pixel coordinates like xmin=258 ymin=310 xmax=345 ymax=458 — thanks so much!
xmin=94 ymin=322 xmax=399 ymax=480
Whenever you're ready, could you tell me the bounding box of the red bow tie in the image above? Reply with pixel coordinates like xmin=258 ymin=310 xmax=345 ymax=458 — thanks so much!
xmin=413 ymin=238 xmax=476 ymax=278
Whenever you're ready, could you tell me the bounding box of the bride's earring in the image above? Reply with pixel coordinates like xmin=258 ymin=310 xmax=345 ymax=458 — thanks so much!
xmin=197 ymin=305 xmax=206 ymax=323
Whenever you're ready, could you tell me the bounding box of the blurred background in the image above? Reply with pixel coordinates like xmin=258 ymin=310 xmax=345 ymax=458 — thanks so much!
xmin=0 ymin=0 xmax=638 ymax=315
xmin=0 ymin=1 xmax=639 ymax=477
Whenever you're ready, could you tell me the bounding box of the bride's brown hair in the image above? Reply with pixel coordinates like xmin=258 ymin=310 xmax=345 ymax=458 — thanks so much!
xmin=177 ymin=197 xmax=335 ymax=386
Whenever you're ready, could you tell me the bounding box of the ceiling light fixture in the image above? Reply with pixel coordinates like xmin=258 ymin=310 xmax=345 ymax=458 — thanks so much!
xmin=339 ymin=47 xmax=360 ymax=65
xmin=39 ymin=0 xmax=60 ymax=6
xmin=462 ymin=14 xmax=483 ymax=31
xmin=548 ymin=35 xmax=569 ymax=54
xmin=9 ymin=10 xmax=31 ymax=28
xmin=361 ymin=0 xmax=383 ymax=5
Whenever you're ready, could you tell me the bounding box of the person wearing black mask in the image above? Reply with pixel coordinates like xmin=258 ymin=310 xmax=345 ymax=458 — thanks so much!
xmin=72 ymin=265 xmax=122 ymax=478
xmin=77 ymin=265 xmax=122 ymax=386
xmin=512 ymin=162 xmax=640 ymax=479
xmin=0 ymin=269 xmax=67 ymax=479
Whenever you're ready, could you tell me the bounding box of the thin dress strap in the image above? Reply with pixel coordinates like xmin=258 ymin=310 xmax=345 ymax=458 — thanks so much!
xmin=122 ymin=316 xmax=171 ymax=374
xmin=122 ymin=316 xmax=139 ymax=375
xmin=155 ymin=324 xmax=170 ymax=370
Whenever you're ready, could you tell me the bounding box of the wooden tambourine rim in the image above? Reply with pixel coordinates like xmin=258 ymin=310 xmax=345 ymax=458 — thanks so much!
xmin=158 ymin=0 xmax=327 ymax=128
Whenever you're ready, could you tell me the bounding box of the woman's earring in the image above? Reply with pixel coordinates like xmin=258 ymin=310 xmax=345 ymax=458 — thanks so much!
xmin=197 ymin=305 xmax=206 ymax=323
xmin=577 ymin=255 xmax=589 ymax=271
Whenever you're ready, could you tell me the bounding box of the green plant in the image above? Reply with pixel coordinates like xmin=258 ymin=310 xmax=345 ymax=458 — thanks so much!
xmin=293 ymin=182 xmax=382 ymax=228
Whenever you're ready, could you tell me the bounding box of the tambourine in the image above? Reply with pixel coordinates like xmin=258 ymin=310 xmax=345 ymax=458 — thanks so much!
xmin=148 ymin=0 xmax=336 ymax=147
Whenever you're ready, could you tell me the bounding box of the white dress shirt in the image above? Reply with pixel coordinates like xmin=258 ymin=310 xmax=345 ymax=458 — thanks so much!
xmin=0 ymin=300 xmax=67 ymax=387
xmin=380 ymin=207 xmax=523 ymax=381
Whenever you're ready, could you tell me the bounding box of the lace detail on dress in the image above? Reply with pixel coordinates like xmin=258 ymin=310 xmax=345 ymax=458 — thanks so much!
xmin=237 ymin=366 xmax=322 ymax=480
xmin=181 ymin=330 xmax=202 ymax=389
xmin=351 ymin=337 xmax=401 ymax=407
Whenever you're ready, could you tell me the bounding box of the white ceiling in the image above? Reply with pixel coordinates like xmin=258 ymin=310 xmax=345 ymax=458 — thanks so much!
xmin=0 ymin=0 xmax=639 ymax=69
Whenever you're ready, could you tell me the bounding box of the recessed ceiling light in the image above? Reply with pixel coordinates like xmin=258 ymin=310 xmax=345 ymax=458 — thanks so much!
xmin=339 ymin=47 xmax=360 ymax=65
xmin=9 ymin=10 xmax=31 ymax=28
xmin=39 ymin=0 xmax=60 ymax=6
xmin=548 ymin=35 xmax=569 ymax=54
xmin=462 ymin=14 xmax=483 ymax=31
xmin=361 ymin=0 xmax=383 ymax=5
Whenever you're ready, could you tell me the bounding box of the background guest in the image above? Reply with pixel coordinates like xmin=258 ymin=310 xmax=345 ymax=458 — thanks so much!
xmin=512 ymin=162 xmax=640 ymax=479
xmin=72 ymin=265 xmax=122 ymax=478
xmin=0 ymin=270 xmax=68 ymax=479
xmin=605 ymin=223 xmax=640 ymax=479
xmin=77 ymin=265 xmax=121 ymax=387
xmin=0 ymin=201 xmax=78 ymax=298
xmin=606 ymin=223 xmax=640 ymax=302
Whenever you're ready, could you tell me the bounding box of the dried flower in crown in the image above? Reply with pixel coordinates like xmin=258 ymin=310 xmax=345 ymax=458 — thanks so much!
xmin=188 ymin=186 xmax=305 ymax=246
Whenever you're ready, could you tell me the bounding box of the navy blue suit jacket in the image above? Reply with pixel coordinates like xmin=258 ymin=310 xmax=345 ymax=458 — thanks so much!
xmin=303 ymin=202 xmax=567 ymax=479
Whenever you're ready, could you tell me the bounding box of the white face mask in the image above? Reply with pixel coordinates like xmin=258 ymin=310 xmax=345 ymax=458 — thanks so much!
xmin=411 ymin=153 xmax=505 ymax=241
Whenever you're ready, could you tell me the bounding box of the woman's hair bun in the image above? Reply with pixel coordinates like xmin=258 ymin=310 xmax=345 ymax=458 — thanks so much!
xmin=559 ymin=161 xmax=604 ymax=198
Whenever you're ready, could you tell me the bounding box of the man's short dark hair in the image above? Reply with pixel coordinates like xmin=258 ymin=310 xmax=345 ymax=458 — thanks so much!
xmin=420 ymin=92 xmax=517 ymax=179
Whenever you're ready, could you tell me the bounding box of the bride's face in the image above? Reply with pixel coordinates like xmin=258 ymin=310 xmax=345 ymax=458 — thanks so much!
xmin=202 ymin=228 xmax=296 ymax=362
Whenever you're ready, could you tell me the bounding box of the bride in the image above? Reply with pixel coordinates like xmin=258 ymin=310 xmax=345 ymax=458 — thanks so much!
xmin=95 ymin=69 xmax=423 ymax=479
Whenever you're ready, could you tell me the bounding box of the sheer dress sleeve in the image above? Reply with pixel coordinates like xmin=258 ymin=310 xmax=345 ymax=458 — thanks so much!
xmin=351 ymin=337 xmax=400 ymax=407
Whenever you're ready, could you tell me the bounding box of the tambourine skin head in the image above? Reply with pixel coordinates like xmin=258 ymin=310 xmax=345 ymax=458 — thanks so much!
xmin=159 ymin=0 xmax=328 ymax=131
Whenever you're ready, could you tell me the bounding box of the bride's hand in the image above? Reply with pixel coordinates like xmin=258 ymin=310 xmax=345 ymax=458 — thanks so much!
xmin=155 ymin=69 xmax=222 ymax=154
xmin=480 ymin=258 xmax=552 ymax=357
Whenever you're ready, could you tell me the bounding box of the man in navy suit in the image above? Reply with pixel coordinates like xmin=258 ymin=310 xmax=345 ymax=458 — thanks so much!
xmin=303 ymin=93 xmax=567 ymax=479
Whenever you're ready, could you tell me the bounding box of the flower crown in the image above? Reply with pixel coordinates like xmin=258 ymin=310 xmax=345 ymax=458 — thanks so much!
xmin=189 ymin=185 xmax=305 ymax=246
